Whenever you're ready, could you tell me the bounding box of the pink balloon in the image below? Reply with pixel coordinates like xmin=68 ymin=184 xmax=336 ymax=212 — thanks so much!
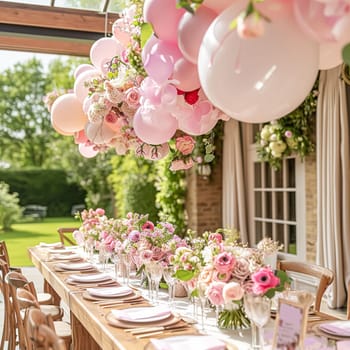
xmin=202 ymin=0 xmax=235 ymax=13
xmin=51 ymin=93 xmax=88 ymax=133
xmin=142 ymin=35 xmax=160 ymax=62
xmin=73 ymin=64 xmax=95 ymax=80
xmin=178 ymin=101 xmax=218 ymax=135
xmin=172 ymin=58 xmax=201 ymax=92
xmin=319 ymin=42 xmax=343 ymax=69
xmin=133 ymin=108 xmax=178 ymax=144
xmin=198 ymin=0 xmax=320 ymax=123
xmin=73 ymin=69 xmax=100 ymax=103
xmin=51 ymin=118 xmax=75 ymax=136
xmin=332 ymin=14 xmax=350 ymax=43
xmin=144 ymin=54 xmax=174 ymax=84
xmin=90 ymin=37 xmax=124 ymax=71
xmin=143 ymin=0 xmax=185 ymax=43
xmin=85 ymin=121 xmax=117 ymax=145
xmin=78 ymin=143 xmax=99 ymax=158
xmin=112 ymin=19 xmax=131 ymax=47
xmin=143 ymin=36 xmax=183 ymax=64
xmin=293 ymin=0 xmax=340 ymax=42
xmin=74 ymin=130 xmax=88 ymax=144
xmin=178 ymin=6 xmax=217 ymax=64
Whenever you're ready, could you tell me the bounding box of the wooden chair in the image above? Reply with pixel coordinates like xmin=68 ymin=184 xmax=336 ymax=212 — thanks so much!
xmin=18 ymin=289 xmax=71 ymax=350
xmin=25 ymin=308 xmax=66 ymax=350
xmin=0 ymin=258 xmax=16 ymax=350
xmin=277 ymin=260 xmax=334 ymax=312
xmin=57 ymin=228 xmax=78 ymax=246
xmin=5 ymin=271 xmax=67 ymax=349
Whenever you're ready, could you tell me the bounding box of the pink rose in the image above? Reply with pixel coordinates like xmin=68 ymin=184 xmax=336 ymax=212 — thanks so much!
xmin=251 ymin=267 xmax=280 ymax=295
xmin=170 ymin=159 xmax=194 ymax=171
xmin=213 ymin=270 xmax=231 ymax=283
xmin=231 ymin=258 xmax=251 ymax=281
xmin=237 ymin=13 xmax=265 ymax=39
xmin=198 ymin=266 xmax=214 ymax=285
xmin=128 ymin=230 xmax=140 ymax=242
xmin=207 ymin=281 xmax=225 ymax=306
xmin=175 ymin=136 xmax=196 ymax=155
xmin=125 ymin=87 xmax=140 ymax=108
xmin=95 ymin=208 xmax=105 ymax=216
xmin=222 ymin=282 xmax=245 ymax=303
xmin=214 ymin=252 xmax=236 ymax=273
xmin=209 ymin=232 xmax=223 ymax=244
xmin=142 ymin=221 xmax=155 ymax=231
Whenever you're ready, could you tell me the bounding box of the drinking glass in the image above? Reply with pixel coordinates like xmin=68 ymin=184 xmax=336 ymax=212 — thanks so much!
xmin=196 ymin=281 xmax=208 ymax=331
xmin=111 ymin=251 xmax=121 ymax=281
xmin=149 ymin=262 xmax=163 ymax=304
xmin=120 ymin=253 xmax=131 ymax=284
xmin=162 ymin=265 xmax=176 ymax=308
xmin=244 ymin=294 xmax=271 ymax=350
xmin=98 ymin=243 xmax=111 ymax=272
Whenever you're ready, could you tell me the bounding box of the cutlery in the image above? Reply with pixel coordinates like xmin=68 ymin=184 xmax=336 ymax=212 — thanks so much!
xmin=135 ymin=326 xmax=192 ymax=339
xmin=126 ymin=323 xmax=189 ymax=334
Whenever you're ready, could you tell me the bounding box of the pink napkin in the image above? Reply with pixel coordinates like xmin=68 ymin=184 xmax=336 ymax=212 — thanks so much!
xmin=337 ymin=340 xmax=350 ymax=350
xmin=112 ymin=305 xmax=171 ymax=322
xmin=150 ymin=335 xmax=226 ymax=350
xmin=319 ymin=321 xmax=350 ymax=336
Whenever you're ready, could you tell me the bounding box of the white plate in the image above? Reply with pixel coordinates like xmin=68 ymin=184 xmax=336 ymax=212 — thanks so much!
xmin=112 ymin=306 xmax=171 ymax=323
xmin=56 ymin=262 xmax=93 ymax=270
xmin=69 ymin=273 xmax=110 ymax=283
xmin=87 ymin=286 xmax=132 ymax=298
xmin=319 ymin=321 xmax=350 ymax=337
xmin=51 ymin=253 xmax=81 ymax=260
xmin=39 ymin=242 xmax=63 ymax=248
xmin=49 ymin=248 xmax=73 ymax=254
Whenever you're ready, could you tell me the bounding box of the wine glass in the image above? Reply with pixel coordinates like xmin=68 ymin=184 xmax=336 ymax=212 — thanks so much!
xmin=148 ymin=262 xmax=163 ymax=304
xmin=196 ymin=280 xmax=208 ymax=331
xmin=98 ymin=243 xmax=111 ymax=272
xmin=110 ymin=251 xmax=121 ymax=281
xmin=120 ymin=253 xmax=131 ymax=285
xmin=162 ymin=265 xmax=176 ymax=308
xmin=244 ymin=294 xmax=271 ymax=350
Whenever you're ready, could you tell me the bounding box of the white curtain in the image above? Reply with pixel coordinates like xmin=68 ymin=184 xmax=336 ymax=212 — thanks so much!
xmin=317 ymin=66 xmax=350 ymax=308
xmin=222 ymin=119 xmax=249 ymax=243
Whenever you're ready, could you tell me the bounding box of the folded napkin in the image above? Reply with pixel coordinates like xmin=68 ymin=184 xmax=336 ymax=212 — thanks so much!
xmin=39 ymin=242 xmax=63 ymax=248
xmin=69 ymin=273 xmax=110 ymax=283
xmin=87 ymin=286 xmax=132 ymax=297
xmin=56 ymin=262 xmax=93 ymax=270
xmin=319 ymin=321 xmax=350 ymax=336
xmin=112 ymin=305 xmax=171 ymax=322
xmin=337 ymin=340 xmax=350 ymax=350
xmin=150 ymin=335 xmax=226 ymax=350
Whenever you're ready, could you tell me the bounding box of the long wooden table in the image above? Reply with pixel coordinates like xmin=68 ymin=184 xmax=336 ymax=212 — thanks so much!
xmin=28 ymin=246 xmax=200 ymax=350
xmin=28 ymin=246 xmax=340 ymax=350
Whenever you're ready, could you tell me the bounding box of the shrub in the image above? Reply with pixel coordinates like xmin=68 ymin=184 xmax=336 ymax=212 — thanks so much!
xmin=0 ymin=182 xmax=22 ymax=230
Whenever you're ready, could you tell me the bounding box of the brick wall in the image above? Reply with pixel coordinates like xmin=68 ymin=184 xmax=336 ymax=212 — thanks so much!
xmin=185 ymin=150 xmax=223 ymax=235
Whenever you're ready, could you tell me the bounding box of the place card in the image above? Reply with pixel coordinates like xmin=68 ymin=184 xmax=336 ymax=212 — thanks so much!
xmin=272 ymin=298 xmax=308 ymax=350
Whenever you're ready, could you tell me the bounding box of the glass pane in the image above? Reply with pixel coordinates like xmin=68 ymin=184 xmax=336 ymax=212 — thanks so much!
xmin=287 ymin=159 xmax=296 ymax=187
xmin=255 ymin=192 xmax=262 ymax=217
xmin=288 ymin=225 xmax=297 ymax=255
xmin=108 ymin=0 xmax=127 ymax=12
xmin=265 ymin=222 xmax=273 ymax=237
xmin=254 ymin=162 xmax=261 ymax=188
xmin=264 ymin=163 xmax=272 ymax=188
xmin=255 ymin=221 xmax=263 ymax=243
xmin=55 ymin=0 xmax=100 ymax=11
xmin=252 ymin=124 xmax=261 ymax=141
xmin=288 ymin=192 xmax=296 ymax=221
xmin=1 ymin=0 xmax=50 ymax=4
xmin=275 ymin=167 xmax=283 ymax=188
xmin=276 ymin=192 xmax=284 ymax=220
xmin=276 ymin=223 xmax=284 ymax=246
xmin=265 ymin=192 xmax=272 ymax=218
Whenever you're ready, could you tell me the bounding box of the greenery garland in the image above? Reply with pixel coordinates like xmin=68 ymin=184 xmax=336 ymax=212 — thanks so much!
xmin=255 ymin=81 xmax=318 ymax=170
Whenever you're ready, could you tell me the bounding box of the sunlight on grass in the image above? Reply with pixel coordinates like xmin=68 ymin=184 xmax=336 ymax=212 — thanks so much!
xmin=0 ymin=217 xmax=78 ymax=267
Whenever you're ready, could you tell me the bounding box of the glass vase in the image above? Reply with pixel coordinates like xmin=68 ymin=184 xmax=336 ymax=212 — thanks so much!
xmin=217 ymin=302 xmax=250 ymax=330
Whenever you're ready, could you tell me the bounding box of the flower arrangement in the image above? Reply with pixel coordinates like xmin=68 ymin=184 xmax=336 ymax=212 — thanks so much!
xmin=255 ymin=84 xmax=318 ymax=170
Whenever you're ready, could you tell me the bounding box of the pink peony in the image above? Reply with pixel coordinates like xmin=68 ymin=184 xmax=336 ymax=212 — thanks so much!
xmin=207 ymin=281 xmax=225 ymax=306
xmin=251 ymin=267 xmax=280 ymax=295
xmin=214 ymin=252 xmax=236 ymax=273
xmin=208 ymin=232 xmax=223 ymax=244
xmin=222 ymin=282 xmax=245 ymax=303
xmin=170 ymin=158 xmax=194 ymax=171
xmin=142 ymin=221 xmax=155 ymax=231
xmin=175 ymin=135 xmax=196 ymax=155
xmin=95 ymin=208 xmax=105 ymax=216
xmin=237 ymin=13 xmax=265 ymax=39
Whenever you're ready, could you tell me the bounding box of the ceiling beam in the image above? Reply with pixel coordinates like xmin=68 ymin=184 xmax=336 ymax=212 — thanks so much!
xmin=0 ymin=1 xmax=119 ymax=33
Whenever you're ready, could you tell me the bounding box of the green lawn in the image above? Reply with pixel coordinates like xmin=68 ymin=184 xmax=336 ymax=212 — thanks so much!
xmin=0 ymin=217 xmax=78 ymax=267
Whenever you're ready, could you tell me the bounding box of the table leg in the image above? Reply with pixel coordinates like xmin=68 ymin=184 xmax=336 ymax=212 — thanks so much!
xmin=44 ymin=279 xmax=61 ymax=306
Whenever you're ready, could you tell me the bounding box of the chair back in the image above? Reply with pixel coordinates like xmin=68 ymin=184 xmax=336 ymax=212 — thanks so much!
xmin=0 ymin=241 xmax=10 ymax=265
xmin=26 ymin=309 xmax=64 ymax=350
xmin=277 ymin=260 xmax=334 ymax=311
xmin=57 ymin=228 xmax=78 ymax=246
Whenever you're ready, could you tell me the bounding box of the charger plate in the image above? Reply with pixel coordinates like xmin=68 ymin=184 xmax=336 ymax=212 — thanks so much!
xmin=105 ymin=312 xmax=180 ymax=329
xmin=311 ymin=322 xmax=350 ymax=341
xmin=82 ymin=291 xmax=141 ymax=301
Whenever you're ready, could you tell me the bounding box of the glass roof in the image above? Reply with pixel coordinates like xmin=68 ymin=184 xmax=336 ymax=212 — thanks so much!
xmin=1 ymin=0 xmax=126 ymax=13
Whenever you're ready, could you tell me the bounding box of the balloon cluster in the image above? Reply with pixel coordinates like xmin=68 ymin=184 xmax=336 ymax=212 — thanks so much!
xmin=48 ymin=0 xmax=350 ymax=166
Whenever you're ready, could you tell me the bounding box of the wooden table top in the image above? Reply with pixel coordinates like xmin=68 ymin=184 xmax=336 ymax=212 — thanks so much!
xmin=28 ymin=247 xmax=199 ymax=350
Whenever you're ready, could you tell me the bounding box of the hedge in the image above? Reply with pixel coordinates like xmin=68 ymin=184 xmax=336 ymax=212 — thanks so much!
xmin=0 ymin=169 xmax=86 ymax=217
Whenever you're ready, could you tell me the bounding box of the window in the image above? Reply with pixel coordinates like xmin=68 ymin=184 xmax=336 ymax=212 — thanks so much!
xmin=246 ymin=124 xmax=306 ymax=259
